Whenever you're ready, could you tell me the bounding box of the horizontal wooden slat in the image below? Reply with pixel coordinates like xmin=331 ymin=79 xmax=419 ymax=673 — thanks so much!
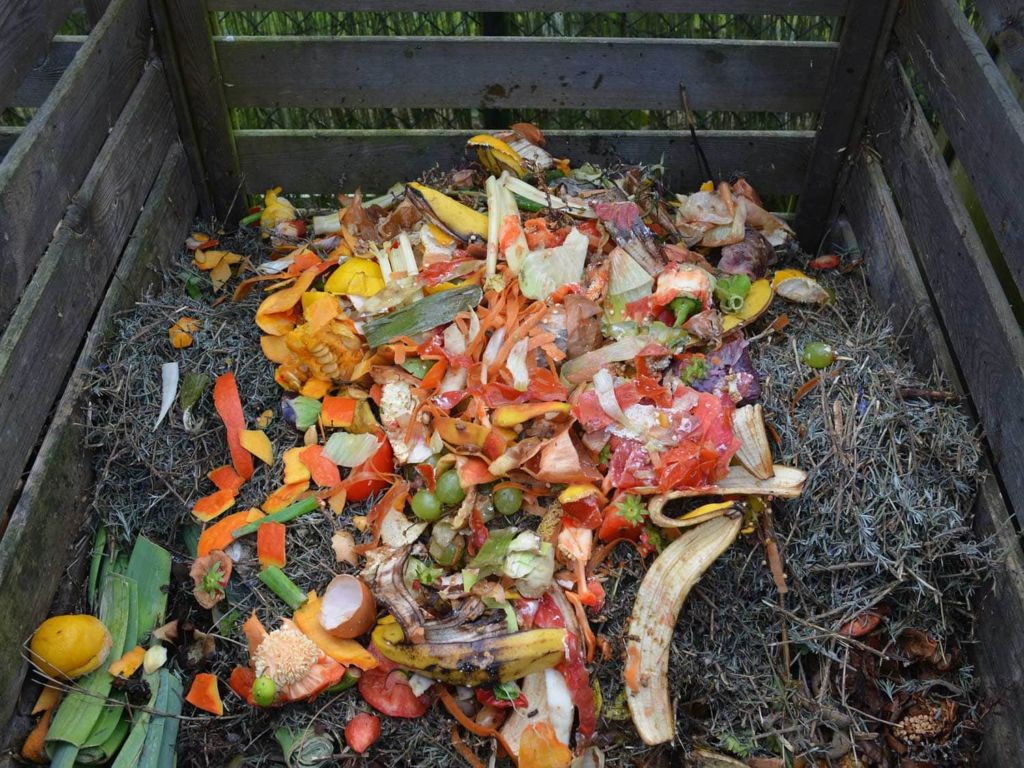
xmin=840 ymin=156 xmax=1024 ymax=768
xmin=871 ymin=55 xmax=1024 ymax=522
xmin=0 ymin=0 xmax=151 ymax=329
xmin=975 ymin=0 xmax=1024 ymax=84
xmin=896 ymin=0 xmax=1024 ymax=301
xmin=0 ymin=142 xmax=196 ymax=731
xmin=235 ymin=128 xmax=813 ymax=194
xmin=216 ymin=36 xmax=836 ymax=112
xmin=8 ymin=37 xmax=83 ymax=108
xmin=0 ymin=0 xmax=77 ymax=112
xmin=210 ymin=0 xmax=848 ymax=12
xmin=0 ymin=63 xmax=176 ymax=541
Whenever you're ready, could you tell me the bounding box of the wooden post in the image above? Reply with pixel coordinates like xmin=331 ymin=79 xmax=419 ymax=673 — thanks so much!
xmin=154 ymin=0 xmax=243 ymax=221
xmin=793 ymin=0 xmax=899 ymax=250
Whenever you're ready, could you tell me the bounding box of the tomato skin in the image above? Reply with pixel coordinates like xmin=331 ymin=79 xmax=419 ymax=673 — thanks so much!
xmin=597 ymin=495 xmax=644 ymax=543
xmin=476 ymin=687 xmax=528 ymax=709
xmin=345 ymin=713 xmax=382 ymax=753
xmin=533 ymin=594 xmax=596 ymax=739
xmin=358 ymin=648 xmax=428 ymax=718
xmin=561 ymin=496 xmax=603 ymax=529
xmin=346 ymin=436 xmax=394 ymax=501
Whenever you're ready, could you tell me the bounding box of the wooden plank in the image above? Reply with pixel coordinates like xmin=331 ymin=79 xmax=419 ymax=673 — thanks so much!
xmin=870 ymin=55 xmax=1024 ymax=521
xmin=0 ymin=0 xmax=151 ymax=329
xmin=793 ymin=0 xmax=898 ymax=250
xmin=210 ymin=0 xmax=847 ymax=12
xmin=843 ymin=154 xmax=956 ymax=379
xmin=0 ymin=64 xmax=176 ymax=539
xmin=163 ymin=0 xmax=243 ymax=221
xmin=235 ymin=128 xmax=814 ymax=195
xmin=840 ymin=156 xmax=1024 ymax=768
xmin=0 ymin=0 xmax=78 ymax=112
xmin=216 ymin=37 xmax=837 ymax=113
xmin=896 ymin=0 xmax=1024 ymax=301
xmin=8 ymin=37 xmax=83 ymax=108
xmin=975 ymin=0 xmax=1024 ymax=85
xmin=0 ymin=143 xmax=196 ymax=732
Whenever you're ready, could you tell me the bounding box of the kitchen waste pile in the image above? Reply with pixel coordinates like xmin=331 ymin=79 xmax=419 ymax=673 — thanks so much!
xmin=21 ymin=126 xmax=993 ymax=768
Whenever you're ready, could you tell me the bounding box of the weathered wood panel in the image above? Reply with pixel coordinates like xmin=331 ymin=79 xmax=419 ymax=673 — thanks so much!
xmin=870 ymin=56 xmax=1024 ymax=522
xmin=0 ymin=128 xmax=18 ymax=158
xmin=841 ymin=153 xmax=1024 ymax=768
xmin=235 ymin=128 xmax=814 ymax=195
xmin=896 ymin=0 xmax=1024 ymax=301
xmin=793 ymin=0 xmax=898 ymax=249
xmin=8 ymin=37 xmax=84 ymax=109
xmin=216 ymin=37 xmax=837 ymax=112
xmin=975 ymin=0 xmax=1024 ymax=84
xmin=161 ymin=0 xmax=243 ymax=221
xmin=0 ymin=64 xmax=176 ymax=539
xmin=210 ymin=0 xmax=847 ymax=12
xmin=0 ymin=0 xmax=78 ymax=112
xmin=0 ymin=0 xmax=151 ymax=329
xmin=0 ymin=143 xmax=196 ymax=732
xmin=843 ymin=154 xmax=955 ymax=379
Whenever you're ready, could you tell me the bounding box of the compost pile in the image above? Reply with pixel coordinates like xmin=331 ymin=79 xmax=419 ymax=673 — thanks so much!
xmin=22 ymin=126 xmax=992 ymax=768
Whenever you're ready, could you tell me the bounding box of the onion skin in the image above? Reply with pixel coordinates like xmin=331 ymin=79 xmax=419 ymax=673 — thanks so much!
xmin=625 ymin=514 xmax=742 ymax=745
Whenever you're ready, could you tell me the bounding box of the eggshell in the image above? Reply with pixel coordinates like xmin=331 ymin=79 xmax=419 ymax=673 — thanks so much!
xmin=319 ymin=575 xmax=376 ymax=639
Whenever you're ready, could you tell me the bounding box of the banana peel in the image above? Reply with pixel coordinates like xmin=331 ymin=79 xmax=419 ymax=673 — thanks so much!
xmin=371 ymin=615 xmax=566 ymax=686
xmin=625 ymin=514 xmax=742 ymax=745
xmin=406 ymin=182 xmax=488 ymax=241
xmin=721 ymin=278 xmax=773 ymax=333
xmin=467 ymin=134 xmax=526 ymax=178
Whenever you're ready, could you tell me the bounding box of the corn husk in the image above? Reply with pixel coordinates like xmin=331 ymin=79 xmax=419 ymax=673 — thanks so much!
xmin=732 ymin=404 xmax=775 ymax=480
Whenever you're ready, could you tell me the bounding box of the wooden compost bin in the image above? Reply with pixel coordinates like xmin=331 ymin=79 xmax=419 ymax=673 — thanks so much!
xmin=0 ymin=0 xmax=1021 ymax=762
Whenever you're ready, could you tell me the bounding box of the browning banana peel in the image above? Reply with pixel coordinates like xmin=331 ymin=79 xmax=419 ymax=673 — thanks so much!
xmin=625 ymin=514 xmax=743 ymax=745
xmin=371 ymin=616 xmax=566 ymax=686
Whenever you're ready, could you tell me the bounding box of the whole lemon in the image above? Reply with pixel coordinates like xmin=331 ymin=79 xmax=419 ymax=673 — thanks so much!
xmin=30 ymin=615 xmax=113 ymax=680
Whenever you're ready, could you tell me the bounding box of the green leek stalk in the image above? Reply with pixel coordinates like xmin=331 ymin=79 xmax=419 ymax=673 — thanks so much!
xmin=46 ymin=573 xmax=134 ymax=761
xmin=87 ymin=524 xmax=107 ymax=610
xmin=232 ymin=496 xmax=319 ymax=538
xmin=77 ymin=719 xmax=130 ymax=764
xmin=259 ymin=566 xmax=308 ymax=610
xmin=157 ymin=672 xmax=184 ymax=768
xmin=362 ymin=285 xmax=483 ymax=348
xmin=126 ymin=535 xmax=172 ymax=640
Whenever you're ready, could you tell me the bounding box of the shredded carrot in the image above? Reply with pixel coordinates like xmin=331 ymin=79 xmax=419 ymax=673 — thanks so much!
xmin=565 ymin=590 xmax=597 ymax=664
xmin=213 ymin=373 xmax=253 ymax=480
xmin=438 ymin=688 xmax=519 ymax=765
xmin=450 ymin=726 xmax=486 ymax=768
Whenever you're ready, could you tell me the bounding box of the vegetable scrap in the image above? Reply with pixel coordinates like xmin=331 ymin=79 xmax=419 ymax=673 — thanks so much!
xmin=37 ymin=125 xmax=992 ymax=768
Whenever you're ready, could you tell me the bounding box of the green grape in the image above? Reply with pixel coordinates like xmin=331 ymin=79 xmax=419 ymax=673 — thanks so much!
xmin=801 ymin=341 xmax=835 ymax=369
xmin=411 ymin=489 xmax=442 ymax=521
xmin=252 ymin=676 xmax=277 ymax=707
xmin=435 ymin=470 xmax=466 ymax=506
xmin=493 ymin=487 xmax=523 ymax=516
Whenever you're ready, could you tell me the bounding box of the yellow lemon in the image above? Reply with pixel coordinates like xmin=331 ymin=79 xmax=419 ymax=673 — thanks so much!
xmin=324 ymin=258 xmax=384 ymax=297
xmin=30 ymin=614 xmax=112 ymax=680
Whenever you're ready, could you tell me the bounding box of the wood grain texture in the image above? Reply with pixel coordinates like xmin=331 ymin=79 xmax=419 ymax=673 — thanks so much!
xmin=0 ymin=63 xmax=176 ymax=536
xmin=896 ymin=0 xmax=1024 ymax=301
xmin=163 ymin=0 xmax=243 ymax=221
xmin=976 ymin=0 xmax=1024 ymax=84
xmin=870 ymin=55 xmax=1024 ymax=521
xmin=0 ymin=0 xmax=151 ymax=329
xmin=0 ymin=143 xmax=195 ymax=732
xmin=209 ymin=0 xmax=847 ymax=12
xmin=8 ymin=37 xmax=84 ymax=108
xmin=793 ymin=0 xmax=898 ymax=249
xmin=235 ymin=128 xmax=814 ymax=195
xmin=216 ymin=36 xmax=837 ymax=112
xmin=0 ymin=0 xmax=78 ymax=112
xmin=841 ymin=154 xmax=1024 ymax=768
